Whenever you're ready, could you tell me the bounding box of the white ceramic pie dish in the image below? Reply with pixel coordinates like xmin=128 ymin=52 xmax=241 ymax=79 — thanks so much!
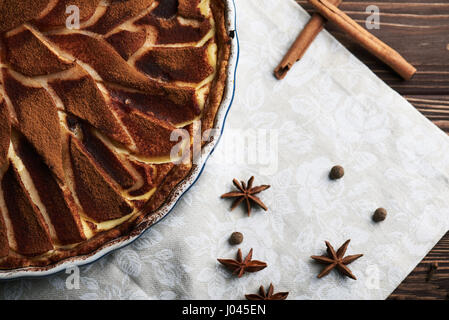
xmin=0 ymin=0 xmax=239 ymax=280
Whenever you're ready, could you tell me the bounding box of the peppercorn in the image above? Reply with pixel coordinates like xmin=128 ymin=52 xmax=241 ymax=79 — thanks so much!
xmin=229 ymin=232 xmax=243 ymax=245
xmin=372 ymin=208 xmax=387 ymax=222
xmin=329 ymin=165 xmax=344 ymax=180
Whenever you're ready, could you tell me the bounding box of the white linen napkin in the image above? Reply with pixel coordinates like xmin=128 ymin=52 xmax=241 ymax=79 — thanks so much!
xmin=2 ymin=0 xmax=449 ymax=299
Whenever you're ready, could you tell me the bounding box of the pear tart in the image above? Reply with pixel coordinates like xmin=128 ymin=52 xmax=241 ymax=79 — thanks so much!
xmin=0 ymin=0 xmax=231 ymax=269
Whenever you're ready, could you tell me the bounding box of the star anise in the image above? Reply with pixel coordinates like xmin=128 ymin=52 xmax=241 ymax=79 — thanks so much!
xmin=217 ymin=248 xmax=267 ymax=278
xmin=311 ymin=239 xmax=363 ymax=280
xmin=221 ymin=176 xmax=270 ymax=216
xmin=245 ymin=283 xmax=289 ymax=300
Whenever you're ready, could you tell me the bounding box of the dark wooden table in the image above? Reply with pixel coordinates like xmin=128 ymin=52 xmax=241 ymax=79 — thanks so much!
xmin=295 ymin=0 xmax=449 ymax=299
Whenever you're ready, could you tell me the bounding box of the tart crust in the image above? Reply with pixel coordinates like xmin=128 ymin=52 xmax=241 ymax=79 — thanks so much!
xmin=0 ymin=0 xmax=231 ymax=269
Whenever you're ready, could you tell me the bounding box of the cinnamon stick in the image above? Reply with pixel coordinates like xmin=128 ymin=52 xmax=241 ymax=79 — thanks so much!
xmin=308 ymin=0 xmax=416 ymax=80
xmin=274 ymin=0 xmax=342 ymax=80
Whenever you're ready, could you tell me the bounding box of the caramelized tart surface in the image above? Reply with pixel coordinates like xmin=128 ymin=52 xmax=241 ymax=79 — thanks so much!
xmin=0 ymin=0 xmax=230 ymax=269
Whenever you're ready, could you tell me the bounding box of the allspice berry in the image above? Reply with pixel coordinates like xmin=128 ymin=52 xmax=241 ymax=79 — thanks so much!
xmin=329 ymin=165 xmax=344 ymax=180
xmin=373 ymin=208 xmax=387 ymax=222
xmin=229 ymin=232 xmax=243 ymax=245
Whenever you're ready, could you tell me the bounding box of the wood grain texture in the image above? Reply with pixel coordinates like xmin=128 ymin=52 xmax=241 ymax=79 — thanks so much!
xmin=297 ymin=1 xmax=449 ymax=91
xmin=293 ymin=0 xmax=449 ymax=299
xmin=388 ymin=231 xmax=449 ymax=300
